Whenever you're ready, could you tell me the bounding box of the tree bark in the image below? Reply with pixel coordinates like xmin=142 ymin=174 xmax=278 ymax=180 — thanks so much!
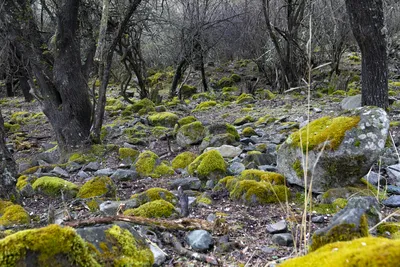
xmin=345 ymin=0 xmax=388 ymax=109
xmin=170 ymin=59 xmax=188 ymax=98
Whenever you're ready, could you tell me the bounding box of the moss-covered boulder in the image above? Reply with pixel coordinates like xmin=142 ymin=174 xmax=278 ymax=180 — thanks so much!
xmin=199 ymin=123 xmax=240 ymax=151
xmin=280 ymin=237 xmax=400 ymax=267
xmin=277 ymin=107 xmax=390 ymax=192
xmin=178 ymin=116 xmax=197 ymax=126
xmin=242 ymin=127 xmax=257 ymax=137
xmin=134 ymin=151 xmax=174 ymax=178
xmin=193 ymin=101 xmax=217 ymax=111
xmin=124 ymin=199 xmax=177 ymax=218
xmin=181 ymin=84 xmax=197 ymax=99
xmin=236 ymin=93 xmax=254 ymax=104
xmin=188 ymin=150 xmax=227 ymax=181
xmin=0 ymin=224 xmax=100 ymax=266
xmin=176 ymin=121 xmax=206 ymax=146
xmin=32 ymin=176 xmax=79 ymax=198
xmin=148 ymin=112 xmax=179 ymax=128
xmin=0 ymin=201 xmax=30 ymax=226
xmin=77 ymin=176 xmax=116 ymax=199
xmin=171 ymin=151 xmax=197 ymax=170
xmin=129 ymin=187 xmax=178 ymax=208
xmin=233 ymin=115 xmax=255 ymax=126
xmin=118 ymin=147 xmax=140 ymax=165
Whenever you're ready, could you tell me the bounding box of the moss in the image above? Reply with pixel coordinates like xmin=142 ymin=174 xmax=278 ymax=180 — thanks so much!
xmin=240 ymin=169 xmax=285 ymax=185
xmin=377 ymin=222 xmax=400 ymax=236
xmin=147 ymin=112 xmax=179 ymax=128
xmin=32 ymin=176 xmax=79 ymax=197
xmin=310 ymin=215 xmax=369 ymax=252
xmin=331 ymin=90 xmax=346 ymax=96
xmin=147 ymin=72 xmax=165 ymax=86
xmin=331 ymin=198 xmax=348 ymax=209
xmin=293 ymin=159 xmax=304 ymax=178
xmin=102 ymin=225 xmax=154 ymax=266
xmin=3 ymin=122 xmax=20 ymax=132
xmin=152 ymin=126 xmax=170 ymax=137
xmin=222 ymin=86 xmax=238 ymax=93
xmin=77 ymin=176 xmax=116 ymax=199
xmin=188 ymin=150 xmax=227 ymax=180
xmin=193 ymin=101 xmax=217 ymax=111
xmin=347 ymin=87 xmax=361 ymax=96
xmin=233 ymin=115 xmax=255 ymax=126
xmin=119 ymin=147 xmax=140 ymax=162
xmin=130 ymin=187 xmax=177 ymax=206
xmin=105 ymin=99 xmax=125 ymax=112
xmin=230 ymin=180 xmax=290 ymax=205
xmin=255 ymin=115 xmax=276 ymax=126
xmin=135 ymin=150 xmax=158 ymax=177
xmin=230 ymin=74 xmax=241 ymax=82
xmin=390 ymin=121 xmax=400 ymax=127
xmin=288 ymin=116 xmax=360 ymax=152
xmin=130 ymin=98 xmax=155 ymax=114
xmin=0 ymin=204 xmax=30 ymax=226
xmin=191 ymin=92 xmax=215 ymax=101
xmin=21 ymin=166 xmax=40 ymax=175
xmin=217 ymin=176 xmax=239 ymax=192
xmin=16 ymin=175 xmax=29 ymax=191
xmin=217 ymin=76 xmax=235 ymax=88
xmin=196 ymin=196 xmax=212 ymax=205
xmin=348 ymin=53 xmax=361 ymax=62
xmin=0 ymin=200 xmax=13 ymax=213
xmin=86 ymin=199 xmax=100 ymax=211
xmin=124 ymin=199 xmax=176 ymax=218
xmin=171 ymin=151 xmax=197 ymax=169
xmin=178 ymin=116 xmax=197 ymax=126
xmin=0 ymin=224 xmax=99 ymax=266
xmin=177 ymin=121 xmax=206 ymax=144
xmin=152 ymin=162 xmax=174 ymax=178
xmin=10 ymin=111 xmax=44 ymax=125
xmin=180 ymin=84 xmax=197 ymax=99
xmin=242 ymin=127 xmax=257 ymax=137
xmin=226 ymin=123 xmax=240 ymax=140
xmin=236 ymin=93 xmax=254 ymax=104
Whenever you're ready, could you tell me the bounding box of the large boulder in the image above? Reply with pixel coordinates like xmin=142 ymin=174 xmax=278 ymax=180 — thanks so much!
xmin=176 ymin=121 xmax=206 ymax=146
xmin=277 ymin=107 xmax=389 ymax=192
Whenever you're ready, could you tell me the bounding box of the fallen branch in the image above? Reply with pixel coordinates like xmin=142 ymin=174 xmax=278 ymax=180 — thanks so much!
xmin=162 ymin=232 xmax=219 ymax=265
xmin=63 ymin=215 xmax=213 ymax=232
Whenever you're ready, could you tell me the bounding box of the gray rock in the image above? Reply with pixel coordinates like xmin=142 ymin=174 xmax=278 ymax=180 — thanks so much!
xmin=83 ymin=162 xmax=101 ymax=171
xmin=199 ymin=133 xmax=238 ymax=152
xmin=266 ymin=220 xmax=287 ymax=234
xmin=277 ymin=107 xmax=390 ymax=192
xmin=186 ymin=230 xmax=214 ymax=252
xmin=341 ymin=94 xmax=361 ymax=110
xmin=312 ymin=216 xmax=325 ymax=223
xmin=176 ymin=121 xmax=206 ymax=146
xmin=169 ymin=177 xmax=201 ymax=190
xmin=99 ymin=200 xmax=124 ymax=215
xmin=94 ymin=168 xmax=115 ymax=176
xmin=382 ymin=195 xmax=400 ymax=207
xmin=386 ymin=164 xmax=400 ymax=185
xmin=18 ymin=162 xmax=32 ymax=173
xmin=243 ymin=151 xmax=276 ymax=168
xmin=150 ymin=244 xmax=167 ymax=266
xmin=258 ymin=165 xmax=278 ymax=172
xmin=387 ymin=185 xmax=400 ymax=195
xmin=205 ymin=179 xmax=215 ymax=189
xmin=110 ymin=169 xmax=138 ymax=181
xmin=228 ymin=162 xmax=246 ymax=176
xmin=207 ymin=213 xmax=217 ymax=222
xmin=261 ymin=246 xmax=276 ymax=254
xmin=271 ymin=233 xmax=293 ymax=246
xmin=364 ymin=171 xmax=384 ymax=186
xmin=77 ymin=170 xmax=90 ymax=179
xmin=204 ymin=145 xmax=242 ymax=158
xmin=51 ymin=166 xmax=69 ymax=178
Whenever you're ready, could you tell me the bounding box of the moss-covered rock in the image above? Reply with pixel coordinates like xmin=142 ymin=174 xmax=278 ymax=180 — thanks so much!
xmin=321 ymin=187 xmax=374 ymax=204
xmin=240 ymin=169 xmax=285 ymax=185
xmin=130 ymin=187 xmax=177 ymax=207
xmin=134 ymin=151 xmax=174 ymax=178
xmin=236 ymin=93 xmax=254 ymax=104
xmin=242 ymin=127 xmax=257 ymax=137
xmin=0 ymin=224 xmax=100 ymax=266
xmin=125 ymin=98 xmax=155 ymax=115
xmin=180 ymin=84 xmax=197 ymax=99
xmin=68 ymin=144 xmax=117 ymax=164
xmin=193 ymin=101 xmax=217 ymax=111
xmin=32 ymin=176 xmax=79 ymax=198
xmin=148 ymin=112 xmax=179 ymax=128
xmin=171 ymin=151 xmax=197 ymax=170
xmin=233 ymin=115 xmax=255 ymax=126
xmin=178 ymin=116 xmax=197 ymax=126
xmin=255 ymin=115 xmax=276 ymax=127
xmin=188 ymin=150 xmax=227 ymax=180
xmin=124 ymin=199 xmax=177 ymax=218
xmin=222 ymin=86 xmax=239 ymax=93
xmin=217 ymin=76 xmax=235 ymax=88
xmin=0 ymin=203 xmax=30 ymax=226
xmin=77 ymin=176 xmax=116 ymax=199
xmin=176 ymin=121 xmax=206 ymax=146
xmin=377 ymin=222 xmax=400 ymax=237
xmin=118 ymin=147 xmax=140 ymax=164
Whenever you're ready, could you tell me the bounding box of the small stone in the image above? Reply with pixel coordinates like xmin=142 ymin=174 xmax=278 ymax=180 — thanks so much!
xmin=364 ymin=171 xmax=384 ymax=186
xmin=228 ymin=162 xmax=245 ymax=176
xmin=266 ymin=220 xmax=287 ymax=234
xmin=205 ymin=180 xmax=215 ymax=189
xmin=51 ymin=166 xmax=69 ymax=178
xmin=150 ymin=243 xmax=167 ymax=266
xmin=204 ymin=145 xmax=242 ymax=158
xmin=261 ymin=246 xmax=276 ymax=254
xmin=341 ymin=94 xmax=361 ymax=110
xmin=83 ymin=162 xmax=101 ymax=171
xmin=271 ymin=233 xmax=293 ymax=246
xmin=186 ymin=230 xmax=214 ymax=252
xmin=77 ymin=170 xmax=89 ymax=179
xmin=207 ymin=213 xmax=216 ymax=222
xmin=110 ymin=169 xmax=139 ymax=181
xmin=169 ymin=177 xmax=201 ymax=190
xmin=383 ymin=195 xmax=400 ymax=207
xmin=312 ymin=216 xmax=325 ymax=223
xmin=386 ymin=185 xmax=400 ymax=195
xmin=386 ymin=164 xmax=400 ymax=185
xmin=99 ymin=201 xmax=124 ymax=215
xmin=313 ymin=107 xmax=322 ymax=113
xmin=94 ymin=168 xmax=115 ymax=176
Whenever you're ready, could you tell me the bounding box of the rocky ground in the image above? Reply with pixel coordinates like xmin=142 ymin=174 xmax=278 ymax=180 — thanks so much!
xmin=1 ymin=58 xmax=400 ymax=266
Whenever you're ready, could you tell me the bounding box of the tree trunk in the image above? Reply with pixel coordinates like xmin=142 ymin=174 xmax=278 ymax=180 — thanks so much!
xmin=5 ymin=74 xmax=14 ymax=97
xmin=19 ymin=75 xmax=33 ymax=102
xmin=345 ymin=0 xmax=388 ymax=109
xmin=200 ymin=56 xmax=208 ymax=92
xmin=0 ymin=108 xmax=17 ymax=199
xmin=170 ymin=59 xmax=188 ymax=98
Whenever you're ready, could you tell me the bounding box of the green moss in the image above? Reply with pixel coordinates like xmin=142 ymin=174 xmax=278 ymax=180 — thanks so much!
xmin=230 ymin=74 xmax=241 ymax=82
xmin=10 ymin=111 xmax=44 ymax=125
xmin=86 ymin=199 xmax=100 ymax=211
xmin=377 ymin=222 xmax=400 ymax=236
xmin=171 ymin=151 xmax=197 ymax=169
xmin=217 ymin=76 xmax=235 ymax=88
xmin=148 ymin=112 xmax=179 ymax=127
xmin=152 ymin=162 xmax=174 ymax=178
xmin=226 ymin=123 xmax=240 ymax=140
xmin=240 ymin=169 xmax=285 ymax=185
xmin=242 ymin=127 xmax=257 ymax=137
xmin=188 ymin=150 xmax=227 ymax=180
xmin=222 ymin=86 xmax=238 ymax=93
xmin=3 ymin=122 xmax=20 ymax=132
xmin=177 ymin=121 xmax=206 ymax=144
xmin=390 ymin=121 xmax=400 ymax=127
xmin=217 ymin=176 xmax=239 ymax=192
xmin=0 ymin=224 xmax=99 ymax=266
xmin=130 ymin=187 xmax=177 ymax=206
xmin=180 ymin=84 xmax=197 ymax=99
xmin=233 ymin=115 xmax=255 ymax=126
xmin=0 ymin=200 xmax=13 ymax=213
xmin=152 ymin=126 xmax=170 ymax=138
xmin=196 ymin=195 xmax=212 ymax=205
xmin=255 ymin=115 xmax=276 ymax=126
xmin=102 ymin=225 xmax=154 ymax=266
xmin=135 ymin=150 xmax=158 ymax=177
xmin=147 ymin=72 xmax=165 ymax=86
xmin=310 ymin=214 xmax=369 ymax=251
xmin=236 ymin=93 xmax=254 ymax=104
xmin=77 ymin=176 xmax=116 ymax=199
xmin=119 ymin=147 xmax=140 ymax=162
xmin=124 ymin=199 xmax=176 ymax=218
xmin=32 ymin=176 xmax=79 ymax=197
xmin=293 ymin=159 xmax=304 ymax=178
xmin=193 ymin=101 xmax=217 ymax=111
xmin=178 ymin=116 xmax=197 ymax=126
xmin=348 ymin=53 xmax=361 ymax=62
xmin=0 ymin=204 xmax=30 ymax=226
xmin=130 ymin=98 xmax=155 ymax=114
xmin=331 ymin=90 xmax=346 ymax=96
xmin=105 ymin=99 xmax=125 ymax=112
xmin=288 ymin=116 xmax=360 ymax=152
xmin=191 ymin=92 xmax=215 ymax=101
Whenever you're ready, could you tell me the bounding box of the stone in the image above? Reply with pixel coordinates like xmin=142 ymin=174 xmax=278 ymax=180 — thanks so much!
xmin=277 ymin=107 xmax=390 ymax=192
xmin=312 ymin=216 xmax=325 ymax=223
xmin=150 ymin=243 xmax=167 ymax=266
xmin=207 ymin=213 xmax=216 ymax=222
xmin=100 ymin=201 xmax=123 ymax=216
xmin=176 ymin=121 xmax=206 ymax=146
xmin=271 ymin=233 xmax=293 ymax=246
xmin=364 ymin=171 xmax=384 ymax=186
xmin=243 ymin=151 xmax=276 ymax=168
xmin=94 ymin=168 xmax=115 ymax=176
xmin=386 ymin=185 xmax=400 ymax=195
xmin=341 ymin=94 xmax=361 ymax=110
xmin=204 ymin=145 xmax=242 ymax=158
xmin=266 ymin=220 xmax=288 ymax=234
xmin=83 ymin=162 xmax=101 ymax=171
xmin=77 ymin=170 xmax=90 ymax=179
xmin=386 ymin=164 xmax=400 ymax=185
xmin=382 ymin=195 xmax=400 ymax=207
xmin=186 ymin=230 xmax=214 ymax=252
xmin=50 ymin=166 xmax=69 ymax=178
xmin=110 ymin=169 xmax=139 ymax=181
xmin=227 ymin=162 xmax=246 ymax=176
xmin=169 ymin=177 xmax=201 ymax=190
xmin=199 ymin=133 xmax=238 ymax=152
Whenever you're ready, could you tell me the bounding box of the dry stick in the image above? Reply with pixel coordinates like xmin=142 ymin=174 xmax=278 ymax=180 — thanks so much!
xmin=162 ymin=232 xmax=219 ymax=265
xmin=63 ymin=215 xmax=213 ymax=232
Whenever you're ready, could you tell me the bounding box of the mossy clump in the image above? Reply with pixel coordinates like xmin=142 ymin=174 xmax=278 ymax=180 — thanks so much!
xmin=321 ymin=187 xmax=373 ymax=204
xmin=196 ymin=195 xmax=212 ymax=205
xmin=148 ymin=112 xmax=179 ymax=128
xmin=193 ymin=101 xmax=217 ymax=111
xmin=130 ymin=98 xmax=155 ymax=114
xmin=0 ymin=224 xmax=100 ymax=266
xmin=217 ymin=76 xmax=235 ymax=88
xmin=130 ymin=187 xmax=177 ymax=206
xmin=10 ymin=111 xmax=44 ymax=125
xmin=287 ymin=116 xmax=360 ymax=152
xmin=188 ymin=150 xmax=227 ymax=180
xmin=225 ymin=123 xmax=240 ymax=140
xmin=124 ymin=199 xmax=176 ymax=218
xmin=233 ymin=115 xmax=255 ymax=126
xmin=105 ymin=99 xmax=125 ymax=112
xmin=331 ymin=90 xmax=346 ymax=96
xmin=3 ymin=122 xmax=20 ymax=132
xmin=377 ymin=222 xmax=400 ymax=237
xmin=118 ymin=147 xmax=140 ymax=163
xmin=230 ymin=73 xmax=241 ymax=82
xmin=222 ymin=86 xmax=238 ymax=93
xmin=242 ymin=127 xmax=257 ymax=137
xmin=293 ymin=159 xmax=304 ymax=178
xmin=255 ymin=115 xmax=276 ymax=126
xmin=68 ymin=145 xmax=117 ymax=164
xmin=240 ymin=169 xmax=285 ymax=185
xmin=176 ymin=121 xmax=206 ymax=146
xmin=32 ymin=176 xmax=79 ymax=197
xmin=178 ymin=116 xmax=197 ymax=126
xmin=0 ymin=204 xmax=30 ymax=226
xmin=310 ymin=214 xmax=369 ymax=251
xmin=236 ymin=93 xmax=254 ymax=104
xmin=134 ymin=150 xmax=158 ymax=177
xmin=280 ymin=237 xmax=400 ymax=267
xmin=180 ymin=84 xmax=197 ymax=99
xmin=153 ymin=162 xmax=175 ymax=178
xmin=171 ymin=151 xmax=197 ymax=170
xmin=77 ymin=176 xmax=116 ymax=199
